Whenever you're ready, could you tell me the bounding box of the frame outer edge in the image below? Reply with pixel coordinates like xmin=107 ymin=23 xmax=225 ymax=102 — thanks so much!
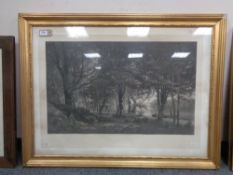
xmin=228 ymin=30 xmax=233 ymax=170
xmin=215 ymin=15 xmax=227 ymax=168
xmin=18 ymin=13 xmax=227 ymax=169
xmin=19 ymin=14 xmax=33 ymax=166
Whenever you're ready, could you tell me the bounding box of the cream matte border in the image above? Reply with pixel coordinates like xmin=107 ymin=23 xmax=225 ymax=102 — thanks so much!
xmin=32 ymin=27 xmax=209 ymax=158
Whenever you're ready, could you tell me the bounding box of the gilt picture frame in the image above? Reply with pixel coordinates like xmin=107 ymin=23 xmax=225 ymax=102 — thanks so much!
xmin=0 ymin=36 xmax=16 ymax=168
xmin=19 ymin=13 xmax=226 ymax=169
xmin=228 ymin=33 xmax=233 ymax=171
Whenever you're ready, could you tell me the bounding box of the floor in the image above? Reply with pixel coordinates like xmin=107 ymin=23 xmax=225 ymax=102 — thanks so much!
xmin=0 ymin=162 xmax=232 ymax=175
xmin=0 ymin=141 xmax=232 ymax=175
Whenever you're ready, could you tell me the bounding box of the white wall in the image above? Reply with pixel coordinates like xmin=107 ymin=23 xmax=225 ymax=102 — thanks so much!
xmin=0 ymin=0 xmax=232 ymax=139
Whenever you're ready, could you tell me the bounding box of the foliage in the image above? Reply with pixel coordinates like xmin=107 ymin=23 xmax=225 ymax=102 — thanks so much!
xmin=46 ymin=41 xmax=196 ymax=130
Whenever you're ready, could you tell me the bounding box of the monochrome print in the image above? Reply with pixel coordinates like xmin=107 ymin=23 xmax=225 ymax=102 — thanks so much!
xmin=46 ymin=41 xmax=197 ymax=134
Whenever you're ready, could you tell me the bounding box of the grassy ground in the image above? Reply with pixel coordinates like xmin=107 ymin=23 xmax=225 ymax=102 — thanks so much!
xmin=48 ymin=112 xmax=194 ymax=134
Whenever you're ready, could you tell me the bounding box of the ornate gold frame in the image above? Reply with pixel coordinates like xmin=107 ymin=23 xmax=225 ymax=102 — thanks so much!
xmin=19 ymin=13 xmax=226 ymax=169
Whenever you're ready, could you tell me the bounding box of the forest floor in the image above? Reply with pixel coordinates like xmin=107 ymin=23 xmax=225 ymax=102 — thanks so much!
xmin=48 ymin=112 xmax=194 ymax=135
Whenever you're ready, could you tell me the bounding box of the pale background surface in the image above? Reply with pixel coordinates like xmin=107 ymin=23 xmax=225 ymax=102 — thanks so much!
xmin=0 ymin=0 xmax=232 ymax=140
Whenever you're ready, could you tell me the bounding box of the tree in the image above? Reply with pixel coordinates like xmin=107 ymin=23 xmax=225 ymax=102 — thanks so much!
xmin=46 ymin=41 xmax=197 ymax=125
xmin=46 ymin=42 xmax=98 ymax=117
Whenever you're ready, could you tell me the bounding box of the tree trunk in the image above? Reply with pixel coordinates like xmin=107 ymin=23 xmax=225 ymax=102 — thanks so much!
xmin=99 ymin=98 xmax=107 ymax=115
xmin=117 ymin=84 xmax=125 ymax=117
xmin=127 ymin=97 xmax=131 ymax=114
xmin=63 ymin=89 xmax=74 ymax=118
xmin=131 ymin=98 xmax=136 ymax=114
xmin=156 ymin=87 xmax=168 ymax=120
xmin=118 ymin=94 xmax=123 ymax=117
xmin=176 ymin=90 xmax=180 ymax=127
xmin=170 ymin=92 xmax=176 ymax=125
xmin=156 ymin=89 xmax=161 ymax=120
xmin=170 ymin=89 xmax=181 ymax=127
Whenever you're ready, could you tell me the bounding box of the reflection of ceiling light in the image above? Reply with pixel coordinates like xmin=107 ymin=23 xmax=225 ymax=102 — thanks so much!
xmin=193 ymin=27 xmax=212 ymax=35
xmin=127 ymin=27 xmax=150 ymax=37
xmin=171 ymin=52 xmax=190 ymax=58
xmin=95 ymin=66 xmax=102 ymax=70
xmin=128 ymin=53 xmax=144 ymax=58
xmin=84 ymin=53 xmax=101 ymax=58
xmin=65 ymin=27 xmax=88 ymax=38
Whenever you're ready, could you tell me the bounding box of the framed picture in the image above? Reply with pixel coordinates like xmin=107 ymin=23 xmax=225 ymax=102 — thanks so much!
xmin=229 ymin=33 xmax=233 ymax=171
xmin=19 ymin=14 xmax=226 ymax=169
xmin=0 ymin=36 xmax=16 ymax=168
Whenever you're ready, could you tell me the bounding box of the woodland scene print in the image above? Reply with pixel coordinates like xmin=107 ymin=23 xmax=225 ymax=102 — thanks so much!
xmin=46 ymin=41 xmax=196 ymax=134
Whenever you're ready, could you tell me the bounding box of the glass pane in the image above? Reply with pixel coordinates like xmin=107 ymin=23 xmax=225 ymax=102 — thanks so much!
xmin=32 ymin=26 xmax=212 ymax=158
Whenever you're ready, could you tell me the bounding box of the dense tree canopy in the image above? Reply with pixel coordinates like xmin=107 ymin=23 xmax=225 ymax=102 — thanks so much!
xmin=46 ymin=41 xmax=196 ymax=127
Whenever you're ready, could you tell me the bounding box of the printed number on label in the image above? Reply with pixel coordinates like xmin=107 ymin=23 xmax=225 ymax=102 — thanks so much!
xmin=39 ymin=30 xmax=52 ymax=37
